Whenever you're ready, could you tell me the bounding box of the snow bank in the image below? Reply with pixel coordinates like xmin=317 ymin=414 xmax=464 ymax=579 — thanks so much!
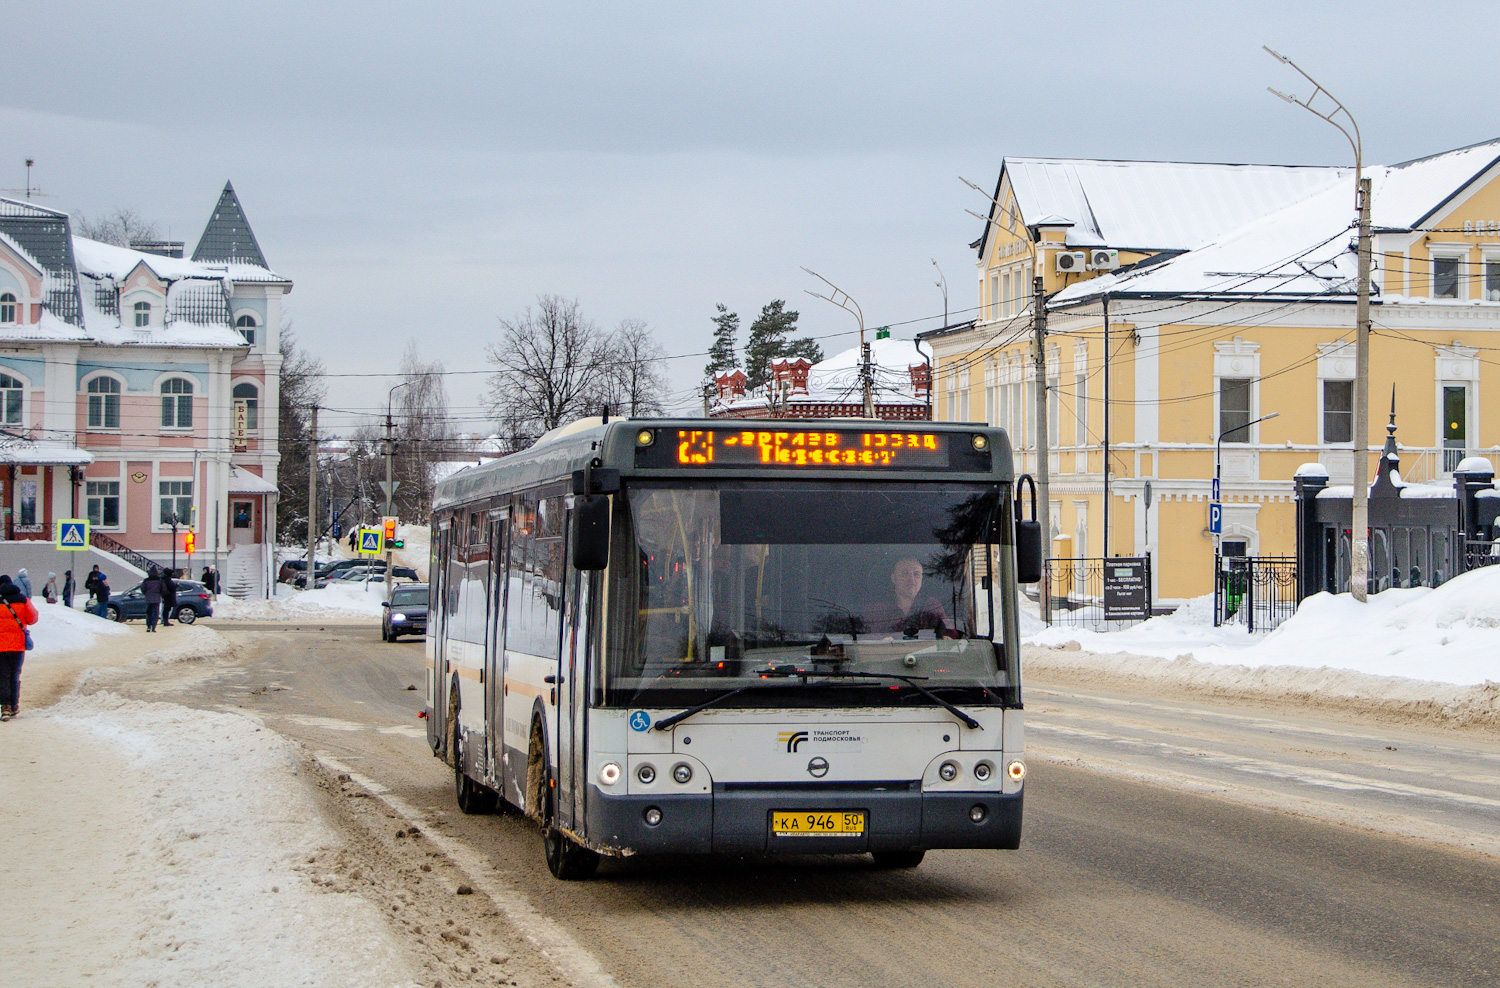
xmin=1029 ymin=567 xmax=1500 ymax=692
xmin=28 ymin=600 xmax=129 ymax=657
xmin=213 ymin=581 xmax=388 ymax=621
xmin=16 ymin=692 xmax=418 ymax=986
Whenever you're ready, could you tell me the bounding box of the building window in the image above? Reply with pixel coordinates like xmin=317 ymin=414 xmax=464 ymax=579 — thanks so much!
xmin=1001 ymin=272 xmax=1011 ymax=318
xmin=18 ymin=479 xmax=36 ymax=526
xmin=1074 ymin=371 xmax=1088 ymax=447
xmin=87 ymin=377 xmax=121 ymax=429
xmin=988 ymin=273 xmax=999 ymax=322
xmin=1486 ymin=259 xmax=1500 ymax=301
xmin=1432 ymin=255 xmax=1462 ymax=299
xmin=0 ymin=373 xmax=21 ymax=425
xmin=86 ymin=481 xmax=120 ymax=528
xmin=158 ymin=480 xmax=193 ymax=526
xmin=160 ymin=378 xmax=194 ymax=429
xmin=1322 ymin=380 xmax=1353 ymax=443
xmin=235 ymin=314 xmax=257 ymax=344
xmin=233 ymin=382 xmax=259 ymax=431
xmin=134 ymin=301 xmax=151 ymax=327
xmin=1219 ymin=377 xmax=1253 ymax=443
xmin=0 ymin=293 xmax=15 ymax=324
xmin=958 ymin=367 xmax=970 ymax=421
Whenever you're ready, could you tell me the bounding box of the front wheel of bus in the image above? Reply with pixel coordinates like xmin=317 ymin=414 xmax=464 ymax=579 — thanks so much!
xmin=872 ymin=849 xmax=926 ymax=868
xmin=541 ymin=765 xmax=599 ymax=880
xmin=452 ymin=710 xmax=496 ymax=815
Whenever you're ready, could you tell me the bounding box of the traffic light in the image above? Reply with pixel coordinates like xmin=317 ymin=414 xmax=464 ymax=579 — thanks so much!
xmin=183 ymin=531 xmax=196 ymax=555
xmin=383 ymin=516 xmax=402 ymax=549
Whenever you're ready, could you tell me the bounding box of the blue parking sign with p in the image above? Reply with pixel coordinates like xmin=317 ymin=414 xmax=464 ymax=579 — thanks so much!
xmin=1209 ymin=502 xmax=1222 ymax=535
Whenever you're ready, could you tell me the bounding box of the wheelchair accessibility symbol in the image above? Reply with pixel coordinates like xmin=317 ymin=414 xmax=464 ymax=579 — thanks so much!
xmin=629 ymin=710 xmax=652 ymax=732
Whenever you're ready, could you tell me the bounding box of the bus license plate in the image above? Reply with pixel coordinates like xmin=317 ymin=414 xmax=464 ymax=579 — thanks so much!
xmin=771 ymin=811 xmax=865 ymax=837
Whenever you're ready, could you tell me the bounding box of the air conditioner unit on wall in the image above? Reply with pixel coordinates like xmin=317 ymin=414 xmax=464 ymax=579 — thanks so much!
xmin=1056 ymin=251 xmax=1086 ymax=274
xmin=1088 ymin=249 xmax=1119 ymax=271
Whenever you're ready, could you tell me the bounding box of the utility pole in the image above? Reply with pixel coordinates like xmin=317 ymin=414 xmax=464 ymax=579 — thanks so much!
xmin=1102 ymin=295 xmax=1111 ymax=558
xmin=1265 ymin=46 xmax=1368 ymax=600
xmin=702 ymin=383 xmax=713 ymax=418
xmin=306 ymin=404 xmax=318 ymax=589
xmin=932 ymin=259 xmax=949 ymax=328
xmin=384 ymin=402 xmax=396 ymax=598
xmin=1352 ymin=175 xmax=1372 ymax=601
xmin=1032 ymin=274 xmax=1051 ymax=614
xmin=861 ymin=342 xmax=875 ymax=418
xmin=801 ymin=266 xmax=872 ymax=417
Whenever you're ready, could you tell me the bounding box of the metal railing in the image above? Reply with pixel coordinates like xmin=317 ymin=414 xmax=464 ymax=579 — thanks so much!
xmin=90 ymin=531 xmax=154 ymax=574
xmin=1215 ymin=556 xmax=1297 ymax=632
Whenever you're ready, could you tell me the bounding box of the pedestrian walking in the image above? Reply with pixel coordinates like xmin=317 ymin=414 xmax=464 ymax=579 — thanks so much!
xmin=15 ymin=568 xmax=32 ymax=599
xmin=201 ymin=566 xmax=216 ymax=594
xmin=43 ymin=573 xmax=58 ymax=604
xmin=142 ymin=566 xmax=164 ymax=632
xmin=62 ymin=570 xmax=74 ymax=610
xmin=91 ymin=572 xmax=111 ymax=618
xmin=348 ymin=529 xmax=357 ymax=552
xmin=161 ymin=569 xmax=178 ymax=627
xmin=0 ymin=574 xmax=38 ymax=721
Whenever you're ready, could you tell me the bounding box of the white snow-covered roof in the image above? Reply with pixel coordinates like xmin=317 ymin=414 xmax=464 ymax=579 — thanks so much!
xmin=1000 ymin=158 xmax=1346 ymax=251
xmin=715 ymin=337 xmax=932 ymax=413
xmin=227 ymin=466 xmax=278 ymax=494
xmin=72 ymin=238 xmax=227 ymax=282
xmin=0 ymin=440 xmax=93 ymax=465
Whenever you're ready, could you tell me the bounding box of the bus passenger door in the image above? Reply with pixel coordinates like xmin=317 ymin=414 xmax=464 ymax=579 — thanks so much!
xmin=485 ymin=511 xmax=509 ymax=788
xmin=428 ymin=525 xmax=451 ymax=752
xmin=555 ymin=556 xmax=588 ymax=830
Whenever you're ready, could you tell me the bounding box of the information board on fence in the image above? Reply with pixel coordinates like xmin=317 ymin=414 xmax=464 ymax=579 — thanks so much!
xmin=1102 ymin=558 xmax=1151 ymax=621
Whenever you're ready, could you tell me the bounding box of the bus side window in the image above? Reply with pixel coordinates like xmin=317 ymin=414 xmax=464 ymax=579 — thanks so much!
xmin=506 ymin=494 xmax=537 ymax=654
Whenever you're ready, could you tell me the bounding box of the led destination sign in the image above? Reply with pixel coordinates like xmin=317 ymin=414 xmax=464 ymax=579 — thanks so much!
xmin=645 ymin=428 xmax=973 ymax=470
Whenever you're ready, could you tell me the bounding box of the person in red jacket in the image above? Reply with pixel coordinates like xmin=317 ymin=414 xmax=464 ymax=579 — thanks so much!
xmin=0 ymin=573 xmax=39 ymax=720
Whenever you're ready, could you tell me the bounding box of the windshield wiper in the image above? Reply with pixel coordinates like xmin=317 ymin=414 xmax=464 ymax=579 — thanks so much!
xmin=757 ymin=664 xmax=983 ymax=729
xmin=653 ymin=686 xmax=755 ymax=732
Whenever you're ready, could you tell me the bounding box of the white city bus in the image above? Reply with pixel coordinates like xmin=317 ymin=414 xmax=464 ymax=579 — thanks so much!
xmin=427 ymin=418 xmax=1041 ymax=879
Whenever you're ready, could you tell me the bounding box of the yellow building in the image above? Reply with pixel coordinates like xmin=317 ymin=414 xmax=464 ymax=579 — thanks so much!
xmin=923 ymin=140 xmax=1500 ymax=603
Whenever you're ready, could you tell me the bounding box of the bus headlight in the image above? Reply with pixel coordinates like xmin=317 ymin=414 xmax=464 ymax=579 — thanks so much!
xmin=973 ymin=761 xmax=993 ymax=783
xmin=599 ymin=762 xmax=622 ymax=786
xmin=636 ymin=429 xmax=655 ymax=447
xmin=636 ymin=763 xmax=656 ymax=784
xmin=938 ymin=760 xmax=960 ymax=782
xmin=1007 ymin=760 xmax=1026 ymax=782
xmin=971 ymin=434 xmax=988 ymax=450
xmin=672 ymin=763 xmax=693 ymax=784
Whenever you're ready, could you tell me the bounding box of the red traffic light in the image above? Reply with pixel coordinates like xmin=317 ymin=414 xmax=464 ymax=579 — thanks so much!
xmin=383 ymin=517 xmax=397 ymax=541
xmin=183 ymin=532 xmax=196 ymax=554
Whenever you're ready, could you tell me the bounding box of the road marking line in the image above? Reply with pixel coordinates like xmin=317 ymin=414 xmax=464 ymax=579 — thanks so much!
xmin=1030 ymin=720 xmax=1500 ymax=811
xmin=314 ymin=754 xmax=621 ymax=988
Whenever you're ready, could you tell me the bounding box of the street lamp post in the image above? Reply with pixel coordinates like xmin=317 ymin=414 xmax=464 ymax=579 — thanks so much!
xmin=931 ymin=259 xmax=949 ymax=327
xmin=1265 ymin=46 xmax=1371 ymax=602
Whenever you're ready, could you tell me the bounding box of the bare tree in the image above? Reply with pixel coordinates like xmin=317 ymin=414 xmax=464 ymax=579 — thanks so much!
xmin=392 ymin=341 xmax=454 ymax=519
xmin=275 ymin=321 xmax=328 ymax=544
xmin=75 ymin=207 xmax=161 ymax=247
xmin=485 ymin=295 xmax=614 ymax=445
xmin=601 ymin=318 xmax=668 ymax=417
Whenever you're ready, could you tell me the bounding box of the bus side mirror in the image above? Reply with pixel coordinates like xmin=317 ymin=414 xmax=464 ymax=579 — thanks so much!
xmin=571 ymin=495 xmax=611 ymax=570
xmin=1014 ymin=519 xmax=1043 ymax=584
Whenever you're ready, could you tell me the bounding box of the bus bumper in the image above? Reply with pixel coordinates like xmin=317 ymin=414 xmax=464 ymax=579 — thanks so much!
xmin=586 ymin=786 xmax=1022 ymax=855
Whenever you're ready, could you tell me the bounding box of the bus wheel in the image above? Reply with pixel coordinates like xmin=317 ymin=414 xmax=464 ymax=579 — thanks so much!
xmin=871 ymin=849 xmax=926 ymax=868
xmin=452 ymin=713 xmax=496 ymax=815
xmin=536 ymin=748 xmax=598 ymax=879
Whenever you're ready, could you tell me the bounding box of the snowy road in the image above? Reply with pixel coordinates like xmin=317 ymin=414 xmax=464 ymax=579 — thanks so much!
xmin=94 ymin=628 xmax=1500 ymax=988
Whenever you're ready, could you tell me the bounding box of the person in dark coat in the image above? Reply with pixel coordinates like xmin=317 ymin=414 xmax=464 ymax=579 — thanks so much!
xmin=161 ymin=569 xmax=178 ymax=627
xmin=91 ymin=572 xmax=111 ymax=618
xmin=62 ymin=570 xmax=74 ymax=610
xmin=201 ymin=566 xmax=216 ymax=594
xmin=0 ymin=574 xmax=39 ymax=720
xmin=142 ymin=566 xmax=164 ymax=632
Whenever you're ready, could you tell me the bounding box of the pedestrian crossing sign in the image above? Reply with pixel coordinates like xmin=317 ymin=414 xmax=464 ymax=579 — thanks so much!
xmin=358 ymin=527 xmax=385 ymax=555
xmin=56 ymin=518 xmax=90 ymax=551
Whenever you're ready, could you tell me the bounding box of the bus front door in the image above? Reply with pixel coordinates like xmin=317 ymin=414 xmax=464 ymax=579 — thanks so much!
xmin=554 ymin=563 xmax=590 ymax=830
xmin=485 ymin=511 xmax=508 ymax=789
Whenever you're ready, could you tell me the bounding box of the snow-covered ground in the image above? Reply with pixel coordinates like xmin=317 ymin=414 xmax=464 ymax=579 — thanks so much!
xmin=2 ymin=693 xmax=419 ymax=987
xmin=213 ymin=580 xmax=391 ymax=621
xmin=30 ymin=600 xmax=130 ymax=656
xmin=1027 ymin=566 xmax=1500 ymax=688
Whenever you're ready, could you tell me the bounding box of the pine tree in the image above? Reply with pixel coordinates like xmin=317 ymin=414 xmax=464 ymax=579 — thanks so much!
xmin=744 ymin=300 xmax=822 ymax=389
xmin=704 ymin=304 xmax=740 ymax=380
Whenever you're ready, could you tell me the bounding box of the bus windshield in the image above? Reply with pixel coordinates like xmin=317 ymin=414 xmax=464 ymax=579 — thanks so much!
xmin=603 ymin=480 xmax=1010 ymax=708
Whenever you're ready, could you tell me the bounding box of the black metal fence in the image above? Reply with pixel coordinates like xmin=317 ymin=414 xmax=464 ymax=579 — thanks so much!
xmin=1215 ymin=555 xmax=1297 ymax=632
xmin=1044 ymin=556 xmax=1153 ymax=632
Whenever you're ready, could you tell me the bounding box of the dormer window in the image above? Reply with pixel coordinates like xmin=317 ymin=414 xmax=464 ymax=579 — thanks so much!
xmin=134 ymin=301 xmax=151 ymax=327
xmin=0 ymin=293 xmax=15 ymax=324
xmin=235 ymin=314 xmax=257 ymax=345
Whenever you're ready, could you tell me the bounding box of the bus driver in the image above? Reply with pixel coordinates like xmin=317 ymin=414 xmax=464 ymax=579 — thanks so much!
xmin=863 ymin=555 xmax=954 ymax=638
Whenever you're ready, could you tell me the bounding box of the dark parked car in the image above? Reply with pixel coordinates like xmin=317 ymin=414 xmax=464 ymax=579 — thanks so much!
xmin=106 ymin=580 xmax=214 ymax=624
xmin=382 ymin=584 xmax=428 ymax=642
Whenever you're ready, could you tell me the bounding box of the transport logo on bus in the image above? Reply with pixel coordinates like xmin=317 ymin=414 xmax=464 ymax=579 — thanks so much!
xmin=778 ymin=729 xmax=865 ymax=753
xmin=629 ymin=710 xmax=652 ymax=732
xmin=778 ymin=731 xmax=809 ymax=752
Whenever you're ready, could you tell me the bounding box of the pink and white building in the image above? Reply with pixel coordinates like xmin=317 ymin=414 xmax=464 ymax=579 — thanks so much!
xmin=0 ymin=183 xmax=288 ymax=596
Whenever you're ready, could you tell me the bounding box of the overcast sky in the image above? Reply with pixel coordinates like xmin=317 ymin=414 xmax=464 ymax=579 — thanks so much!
xmin=4 ymin=1 xmax=1491 ymax=434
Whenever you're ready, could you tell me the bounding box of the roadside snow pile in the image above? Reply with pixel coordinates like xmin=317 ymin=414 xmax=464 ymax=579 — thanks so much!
xmin=1029 ymin=566 xmax=1500 ymax=687
xmin=7 ymin=693 xmax=418 ymax=986
xmin=29 ymin=600 xmax=129 ymax=656
xmin=134 ymin=623 xmax=236 ymax=666
xmin=213 ymin=581 xmax=387 ymax=621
